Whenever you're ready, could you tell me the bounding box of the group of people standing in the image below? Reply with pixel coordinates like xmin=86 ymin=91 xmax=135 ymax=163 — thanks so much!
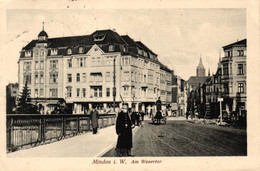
xmin=89 ymin=97 xmax=163 ymax=157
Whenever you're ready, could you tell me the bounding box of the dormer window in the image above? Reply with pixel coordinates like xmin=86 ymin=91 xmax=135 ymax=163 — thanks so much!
xmin=51 ymin=49 xmax=58 ymax=56
xmin=25 ymin=51 xmax=31 ymax=57
xmin=67 ymin=48 xmax=72 ymax=55
xmin=109 ymin=45 xmax=115 ymax=52
xmin=94 ymin=34 xmax=106 ymax=41
xmin=137 ymin=48 xmax=142 ymax=55
xmin=79 ymin=47 xmax=84 ymax=53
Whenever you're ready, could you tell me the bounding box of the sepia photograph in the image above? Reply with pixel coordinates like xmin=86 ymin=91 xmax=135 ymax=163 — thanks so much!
xmin=0 ymin=0 xmax=259 ymax=170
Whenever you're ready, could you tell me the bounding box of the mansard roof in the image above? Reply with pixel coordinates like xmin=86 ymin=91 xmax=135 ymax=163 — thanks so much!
xmin=20 ymin=29 xmax=172 ymax=72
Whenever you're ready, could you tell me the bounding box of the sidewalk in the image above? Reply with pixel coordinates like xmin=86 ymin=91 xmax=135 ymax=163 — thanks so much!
xmin=7 ymin=125 xmax=131 ymax=157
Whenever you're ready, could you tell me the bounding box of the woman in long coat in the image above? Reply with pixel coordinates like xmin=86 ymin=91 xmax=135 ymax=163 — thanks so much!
xmin=116 ymin=104 xmax=134 ymax=156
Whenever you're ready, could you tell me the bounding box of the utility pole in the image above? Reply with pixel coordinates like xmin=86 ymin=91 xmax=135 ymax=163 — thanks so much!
xmin=113 ymin=56 xmax=116 ymax=112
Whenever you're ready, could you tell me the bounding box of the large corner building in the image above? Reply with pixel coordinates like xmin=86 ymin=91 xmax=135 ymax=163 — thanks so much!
xmin=18 ymin=27 xmax=173 ymax=114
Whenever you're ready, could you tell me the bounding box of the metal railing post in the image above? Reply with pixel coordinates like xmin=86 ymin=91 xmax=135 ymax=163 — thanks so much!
xmin=77 ymin=116 xmax=80 ymax=134
xmin=87 ymin=118 xmax=90 ymax=131
xmin=62 ymin=116 xmax=65 ymax=138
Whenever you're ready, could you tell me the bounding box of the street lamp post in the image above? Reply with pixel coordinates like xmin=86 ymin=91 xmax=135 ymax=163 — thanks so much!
xmin=113 ymin=56 xmax=116 ymax=112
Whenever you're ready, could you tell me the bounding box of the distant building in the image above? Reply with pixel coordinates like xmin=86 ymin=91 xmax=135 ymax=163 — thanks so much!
xmin=6 ymin=83 xmax=19 ymax=114
xmin=172 ymin=75 xmax=186 ymax=116
xmin=221 ymin=39 xmax=247 ymax=112
xmin=186 ymin=57 xmax=208 ymax=116
xmin=186 ymin=58 xmax=208 ymax=92
xmin=17 ymin=26 xmax=173 ymax=114
xmin=196 ymin=57 xmax=205 ymax=77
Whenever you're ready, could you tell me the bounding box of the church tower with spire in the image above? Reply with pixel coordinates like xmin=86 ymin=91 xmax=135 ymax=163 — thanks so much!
xmin=196 ymin=57 xmax=205 ymax=77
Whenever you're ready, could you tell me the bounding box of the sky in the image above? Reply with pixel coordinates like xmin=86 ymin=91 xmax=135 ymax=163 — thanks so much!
xmin=3 ymin=8 xmax=246 ymax=84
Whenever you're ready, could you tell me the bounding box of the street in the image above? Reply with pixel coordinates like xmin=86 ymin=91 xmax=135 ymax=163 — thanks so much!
xmin=103 ymin=119 xmax=247 ymax=156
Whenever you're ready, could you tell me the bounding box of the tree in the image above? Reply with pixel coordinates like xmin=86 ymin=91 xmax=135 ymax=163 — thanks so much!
xmin=16 ymin=82 xmax=37 ymax=114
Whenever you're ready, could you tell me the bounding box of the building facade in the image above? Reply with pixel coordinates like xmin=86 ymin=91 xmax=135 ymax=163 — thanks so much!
xmin=18 ymin=28 xmax=173 ymax=114
xmin=221 ymin=39 xmax=247 ymax=112
xmin=172 ymin=75 xmax=186 ymax=116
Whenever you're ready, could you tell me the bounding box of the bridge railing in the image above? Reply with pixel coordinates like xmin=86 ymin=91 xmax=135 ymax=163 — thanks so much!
xmin=6 ymin=114 xmax=116 ymax=152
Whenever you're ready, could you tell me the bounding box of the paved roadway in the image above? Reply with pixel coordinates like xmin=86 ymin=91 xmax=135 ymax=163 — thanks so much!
xmin=103 ymin=119 xmax=247 ymax=156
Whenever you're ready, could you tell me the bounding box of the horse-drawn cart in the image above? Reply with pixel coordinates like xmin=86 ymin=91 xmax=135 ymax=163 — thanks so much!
xmin=152 ymin=111 xmax=167 ymax=124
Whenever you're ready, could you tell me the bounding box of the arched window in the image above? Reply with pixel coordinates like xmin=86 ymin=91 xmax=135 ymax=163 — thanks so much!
xmin=40 ymin=49 xmax=44 ymax=57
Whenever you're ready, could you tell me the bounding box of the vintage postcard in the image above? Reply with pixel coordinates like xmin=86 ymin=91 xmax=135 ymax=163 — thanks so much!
xmin=0 ymin=0 xmax=259 ymax=170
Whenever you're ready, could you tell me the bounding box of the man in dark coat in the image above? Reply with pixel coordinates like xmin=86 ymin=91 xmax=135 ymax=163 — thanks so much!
xmin=116 ymin=104 xmax=135 ymax=156
xmin=156 ymin=97 xmax=162 ymax=111
xmin=90 ymin=106 xmax=99 ymax=134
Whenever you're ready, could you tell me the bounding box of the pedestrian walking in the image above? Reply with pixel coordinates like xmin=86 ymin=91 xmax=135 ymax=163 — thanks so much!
xmin=131 ymin=109 xmax=136 ymax=126
xmin=90 ymin=106 xmax=99 ymax=134
xmin=116 ymin=103 xmax=135 ymax=157
xmin=136 ymin=112 xmax=140 ymax=126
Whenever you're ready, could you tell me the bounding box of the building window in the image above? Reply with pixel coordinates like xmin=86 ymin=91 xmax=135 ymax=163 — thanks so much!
xmin=35 ymin=50 xmax=39 ymax=57
xmin=40 ymin=61 xmax=44 ymax=69
xmin=106 ymin=72 xmax=111 ymax=82
xmin=76 ymin=88 xmax=80 ymax=97
xmin=229 ymin=82 xmax=233 ymax=93
xmin=79 ymin=47 xmax=84 ymax=53
xmin=91 ymin=57 xmax=96 ymax=66
xmin=238 ymin=50 xmax=244 ymax=56
xmin=49 ymin=88 xmax=58 ymax=97
xmin=50 ymin=72 xmax=58 ymax=84
xmin=238 ymin=83 xmax=244 ymax=93
xmin=94 ymin=34 xmax=105 ymax=41
xmin=144 ymin=75 xmax=146 ymax=83
xmin=80 ymin=58 xmax=86 ymax=67
xmin=24 ymin=62 xmax=31 ymax=70
xmin=96 ymin=57 xmax=101 ymax=66
xmin=123 ymin=57 xmax=130 ymax=65
xmin=230 ymin=63 xmax=232 ymax=74
xmin=224 ymin=84 xmax=229 ymax=93
xmin=227 ymin=51 xmax=232 ymax=57
xmin=124 ymin=71 xmax=130 ymax=82
xmin=50 ymin=60 xmax=58 ymax=69
xmin=90 ymin=73 xmax=102 ymax=82
xmin=35 ymin=89 xmax=38 ymax=97
xmin=76 ymin=73 xmax=80 ymax=82
xmin=91 ymin=86 xmax=102 ymax=98
xmin=67 ymin=74 xmax=72 ymax=83
xmin=25 ymin=51 xmax=31 ymax=57
xmin=123 ymin=87 xmax=129 ymax=96
xmin=35 ymin=61 xmax=39 ymax=70
xmin=223 ymin=63 xmax=229 ymax=75
xmin=82 ymin=73 xmax=87 ymax=82
xmin=23 ymin=74 xmax=31 ymax=84
xmin=40 ymin=49 xmax=44 ymax=57
xmin=109 ymin=45 xmax=115 ymax=52
xmin=51 ymin=49 xmax=58 ymax=56
xmin=238 ymin=64 xmax=244 ymax=75
xmin=106 ymin=56 xmax=113 ymax=65
xmin=67 ymin=59 xmax=72 ymax=68
xmin=82 ymin=88 xmax=86 ymax=97
xmin=106 ymin=88 xmax=110 ymax=97
xmin=66 ymin=87 xmax=72 ymax=97
xmin=40 ymin=89 xmax=43 ymax=97
xmin=67 ymin=49 xmax=72 ymax=55
xmin=35 ymin=74 xmax=39 ymax=84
